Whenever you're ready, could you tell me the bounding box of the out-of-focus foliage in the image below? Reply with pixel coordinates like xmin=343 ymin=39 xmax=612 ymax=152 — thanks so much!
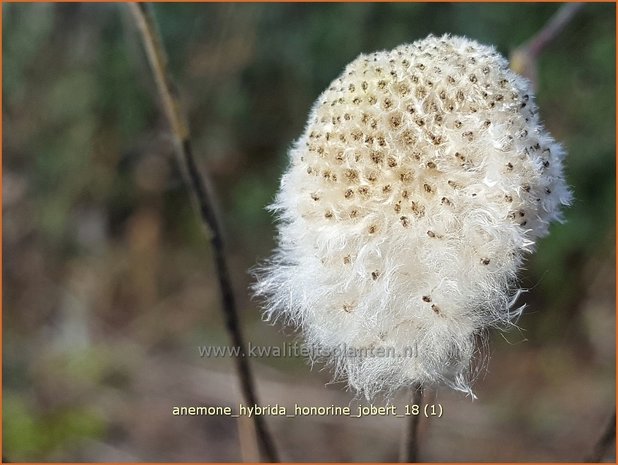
xmin=3 ymin=3 xmax=615 ymax=461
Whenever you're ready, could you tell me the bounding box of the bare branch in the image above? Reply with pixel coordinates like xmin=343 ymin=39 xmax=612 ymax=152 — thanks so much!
xmin=127 ymin=4 xmax=279 ymax=461
xmin=511 ymin=3 xmax=584 ymax=88
xmin=400 ymin=385 xmax=423 ymax=462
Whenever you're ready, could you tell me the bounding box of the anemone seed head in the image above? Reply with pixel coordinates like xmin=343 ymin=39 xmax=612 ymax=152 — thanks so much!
xmin=253 ymin=34 xmax=571 ymax=399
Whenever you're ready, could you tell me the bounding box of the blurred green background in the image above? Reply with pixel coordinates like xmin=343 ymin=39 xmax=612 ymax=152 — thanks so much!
xmin=3 ymin=2 xmax=615 ymax=461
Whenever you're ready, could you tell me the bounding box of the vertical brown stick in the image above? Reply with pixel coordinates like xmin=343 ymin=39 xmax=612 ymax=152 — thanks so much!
xmin=400 ymin=385 xmax=423 ymax=462
xmin=127 ymin=4 xmax=279 ymax=462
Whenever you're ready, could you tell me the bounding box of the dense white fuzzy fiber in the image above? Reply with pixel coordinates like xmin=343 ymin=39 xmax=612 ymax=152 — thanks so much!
xmin=253 ymin=35 xmax=571 ymax=399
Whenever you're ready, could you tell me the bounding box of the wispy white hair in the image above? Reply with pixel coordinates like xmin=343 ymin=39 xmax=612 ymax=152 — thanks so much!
xmin=253 ymin=35 xmax=571 ymax=399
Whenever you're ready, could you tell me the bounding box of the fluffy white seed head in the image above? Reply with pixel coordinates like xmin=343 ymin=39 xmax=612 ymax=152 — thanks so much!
xmin=253 ymin=35 xmax=571 ymax=399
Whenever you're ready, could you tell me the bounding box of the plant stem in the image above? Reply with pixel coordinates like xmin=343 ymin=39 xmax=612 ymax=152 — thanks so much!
xmin=526 ymin=3 xmax=585 ymax=58
xmin=127 ymin=4 xmax=279 ymax=461
xmin=400 ymin=384 xmax=423 ymax=462
xmin=510 ymin=3 xmax=584 ymax=87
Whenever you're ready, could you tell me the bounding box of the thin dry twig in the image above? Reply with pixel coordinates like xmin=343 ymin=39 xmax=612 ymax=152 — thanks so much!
xmin=510 ymin=3 xmax=584 ymax=87
xmin=586 ymin=411 xmax=616 ymax=462
xmin=400 ymin=385 xmax=423 ymax=462
xmin=127 ymin=4 xmax=279 ymax=461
